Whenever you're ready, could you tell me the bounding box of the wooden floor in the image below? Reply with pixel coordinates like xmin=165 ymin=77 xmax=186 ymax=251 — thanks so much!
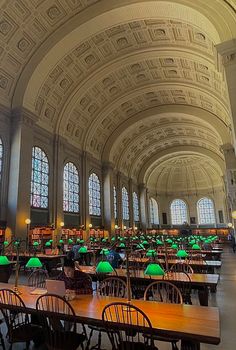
xmin=2 ymin=244 xmax=236 ymax=349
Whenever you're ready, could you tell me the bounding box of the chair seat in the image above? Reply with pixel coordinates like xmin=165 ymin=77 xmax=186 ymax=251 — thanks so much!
xmin=10 ymin=323 xmax=42 ymax=343
xmin=145 ymin=333 xmax=179 ymax=344
xmin=46 ymin=330 xmax=86 ymax=350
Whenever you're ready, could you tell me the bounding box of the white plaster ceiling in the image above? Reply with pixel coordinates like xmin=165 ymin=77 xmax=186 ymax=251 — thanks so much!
xmin=0 ymin=0 xmax=236 ymax=194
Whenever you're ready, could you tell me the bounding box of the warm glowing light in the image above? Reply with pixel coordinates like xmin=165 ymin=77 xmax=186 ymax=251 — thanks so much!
xmin=25 ymin=218 xmax=31 ymax=225
xmin=123 ymin=225 xmax=126 ymax=230
xmin=89 ymin=223 xmax=93 ymax=228
xmin=232 ymin=211 xmax=236 ymax=219
xmin=60 ymin=221 xmax=64 ymax=227
xmin=115 ymin=224 xmax=118 ymax=229
xmin=228 ymin=223 xmax=233 ymax=228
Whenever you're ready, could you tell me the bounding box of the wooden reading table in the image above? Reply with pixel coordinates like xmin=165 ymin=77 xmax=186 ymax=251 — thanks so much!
xmin=0 ymin=283 xmax=220 ymax=350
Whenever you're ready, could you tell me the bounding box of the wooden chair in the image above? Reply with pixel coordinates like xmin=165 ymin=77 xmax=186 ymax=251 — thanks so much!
xmin=163 ymin=272 xmax=192 ymax=305
xmin=144 ymin=281 xmax=183 ymax=350
xmin=28 ymin=268 xmax=49 ymax=288
xmin=102 ymin=301 xmax=157 ymax=350
xmin=87 ymin=277 xmax=127 ymax=350
xmin=36 ymin=293 xmax=86 ymax=350
xmin=170 ymin=263 xmax=194 ymax=274
xmin=0 ymin=289 xmax=42 ymax=350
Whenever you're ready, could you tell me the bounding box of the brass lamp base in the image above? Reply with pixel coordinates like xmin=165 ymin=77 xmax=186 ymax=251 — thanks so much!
xmin=13 ymin=286 xmax=21 ymax=295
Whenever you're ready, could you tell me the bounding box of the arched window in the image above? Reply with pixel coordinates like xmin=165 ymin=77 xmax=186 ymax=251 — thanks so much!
xmin=113 ymin=186 xmax=117 ymax=219
xmin=170 ymin=199 xmax=188 ymax=225
xmin=133 ymin=192 xmax=139 ymax=222
xmin=63 ymin=162 xmax=79 ymax=213
xmin=197 ymin=197 xmax=216 ymax=224
xmin=31 ymin=146 xmax=49 ymax=209
xmin=122 ymin=187 xmax=129 ymax=220
xmin=88 ymin=173 xmax=101 ymax=216
xmin=0 ymin=138 xmax=3 ymax=182
xmin=149 ymin=198 xmax=159 ymax=224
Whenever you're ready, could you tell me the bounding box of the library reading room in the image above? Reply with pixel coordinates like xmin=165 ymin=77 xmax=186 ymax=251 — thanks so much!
xmin=0 ymin=0 xmax=236 ymax=349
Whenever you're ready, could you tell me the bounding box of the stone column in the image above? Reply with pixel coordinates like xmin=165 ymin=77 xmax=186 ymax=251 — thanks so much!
xmin=52 ymin=135 xmax=65 ymax=240
xmin=102 ymin=162 xmax=114 ymax=234
xmin=117 ymin=171 xmax=123 ymax=229
xmin=81 ymin=151 xmax=89 ymax=230
xmin=128 ymin=178 xmax=134 ymax=229
xmin=7 ymin=110 xmax=35 ymax=240
xmin=217 ymin=39 xmax=236 ymax=142
xmin=139 ymin=183 xmax=148 ymax=230
xmin=221 ymin=144 xmax=236 ymax=222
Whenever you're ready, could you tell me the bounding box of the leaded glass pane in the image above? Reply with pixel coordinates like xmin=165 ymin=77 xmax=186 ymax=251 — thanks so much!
xmin=113 ymin=186 xmax=117 ymax=219
xmin=88 ymin=173 xmax=101 ymax=216
xmin=63 ymin=162 xmax=79 ymax=213
xmin=31 ymin=147 xmax=49 ymax=209
xmin=149 ymin=198 xmax=159 ymax=224
xmin=197 ymin=197 xmax=216 ymax=224
xmin=122 ymin=187 xmax=129 ymax=220
xmin=170 ymin=199 xmax=188 ymax=225
xmin=133 ymin=192 xmax=139 ymax=222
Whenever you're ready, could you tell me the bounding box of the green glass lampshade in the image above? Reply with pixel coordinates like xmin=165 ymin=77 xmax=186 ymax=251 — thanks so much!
xmin=49 ymin=239 xmax=53 ymax=243
xmin=101 ymin=238 xmax=107 ymax=243
xmin=142 ymin=240 xmax=149 ymax=246
xmin=140 ymin=236 xmax=145 ymax=240
xmin=3 ymin=241 xmax=8 ymax=246
xmin=78 ymin=246 xmax=88 ymax=253
xmin=119 ymin=243 xmax=126 ymax=248
xmin=156 ymin=239 xmax=163 ymax=245
xmin=192 ymin=244 xmax=201 ymax=250
xmin=79 ymin=239 xmax=84 ymax=244
xmin=14 ymin=241 xmax=20 ymax=246
xmin=96 ymin=261 xmax=114 ymax=273
xmin=0 ymin=256 xmax=10 ymax=265
xmin=26 ymin=257 xmax=42 ymax=268
xmin=45 ymin=241 xmax=51 ymax=247
xmin=171 ymin=243 xmax=178 ymax=250
xmin=100 ymin=248 xmax=110 ymax=256
xmin=176 ymin=250 xmax=188 ymax=258
xmin=33 ymin=242 xmax=39 ymax=246
xmin=136 ymin=243 xmax=145 ymax=250
xmin=144 ymin=263 xmax=165 ymax=276
xmin=59 ymin=239 xmax=64 ymax=244
xmin=189 ymin=240 xmax=195 ymax=245
xmin=166 ymin=238 xmax=173 ymax=244
xmin=146 ymin=249 xmax=157 ymax=257
xmin=111 ymin=237 xmax=116 ymax=242
xmin=68 ymin=239 xmax=73 ymax=244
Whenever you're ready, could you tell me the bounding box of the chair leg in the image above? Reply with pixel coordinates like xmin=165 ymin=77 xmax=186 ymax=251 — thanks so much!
xmin=172 ymin=341 xmax=179 ymax=350
xmin=86 ymin=328 xmax=94 ymax=350
xmin=0 ymin=332 xmax=5 ymax=350
xmin=91 ymin=331 xmax=102 ymax=350
xmin=26 ymin=340 xmax=30 ymax=350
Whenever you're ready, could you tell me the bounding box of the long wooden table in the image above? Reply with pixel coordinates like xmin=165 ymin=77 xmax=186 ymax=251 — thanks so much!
xmin=0 ymin=282 xmax=220 ymax=349
xmin=79 ymin=266 xmax=219 ymax=288
xmin=79 ymin=266 xmax=219 ymax=305
xmin=127 ymin=258 xmax=222 ymax=273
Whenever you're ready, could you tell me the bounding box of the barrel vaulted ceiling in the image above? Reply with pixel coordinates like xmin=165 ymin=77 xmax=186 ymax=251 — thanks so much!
xmin=1 ymin=0 xmax=236 ymax=194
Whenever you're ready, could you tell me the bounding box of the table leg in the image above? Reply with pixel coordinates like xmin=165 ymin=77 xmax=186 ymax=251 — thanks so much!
xmin=198 ymin=287 xmax=209 ymax=306
xmin=181 ymin=340 xmax=200 ymax=350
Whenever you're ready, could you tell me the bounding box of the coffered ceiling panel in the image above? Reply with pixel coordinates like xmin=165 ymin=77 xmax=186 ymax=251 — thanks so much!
xmin=147 ymin=154 xmax=224 ymax=195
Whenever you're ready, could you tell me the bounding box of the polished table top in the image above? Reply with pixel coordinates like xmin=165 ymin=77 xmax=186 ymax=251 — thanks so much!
xmin=0 ymin=282 xmax=220 ymax=345
xmin=128 ymin=257 xmax=222 ymax=267
xmin=78 ymin=266 xmax=219 ymax=287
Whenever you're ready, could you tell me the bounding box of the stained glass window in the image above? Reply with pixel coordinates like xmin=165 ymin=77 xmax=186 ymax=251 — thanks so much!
xmin=133 ymin=192 xmax=139 ymax=222
xmin=122 ymin=187 xmax=129 ymax=220
xmin=31 ymin=146 xmax=49 ymax=209
xmin=113 ymin=186 xmax=117 ymax=219
xmin=0 ymin=138 xmax=2 ymax=183
xmin=149 ymin=198 xmax=159 ymax=224
xmin=170 ymin=199 xmax=188 ymax=225
xmin=88 ymin=173 xmax=101 ymax=216
xmin=63 ymin=162 xmax=79 ymax=213
xmin=197 ymin=197 xmax=216 ymax=224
